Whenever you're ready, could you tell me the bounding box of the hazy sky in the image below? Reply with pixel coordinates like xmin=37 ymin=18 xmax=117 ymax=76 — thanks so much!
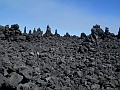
xmin=0 ymin=0 xmax=120 ymax=36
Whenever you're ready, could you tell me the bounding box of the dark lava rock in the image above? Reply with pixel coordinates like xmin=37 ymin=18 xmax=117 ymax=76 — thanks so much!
xmin=10 ymin=24 xmax=19 ymax=30
xmin=81 ymin=32 xmax=87 ymax=39
xmin=0 ymin=24 xmax=120 ymax=90
xmin=54 ymin=29 xmax=60 ymax=37
xmin=43 ymin=25 xmax=53 ymax=37
xmin=117 ymin=27 xmax=120 ymax=39
xmin=64 ymin=32 xmax=70 ymax=37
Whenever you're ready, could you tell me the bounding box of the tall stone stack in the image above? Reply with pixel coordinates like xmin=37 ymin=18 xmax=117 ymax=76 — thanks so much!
xmin=24 ymin=26 xmax=27 ymax=35
xmin=33 ymin=28 xmax=43 ymax=40
xmin=54 ymin=29 xmax=60 ymax=37
xmin=36 ymin=28 xmax=43 ymax=37
xmin=29 ymin=30 xmax=32 ymax=35
xmin=91 ymin=24 xmax=104 ymax=40
xmin=43 ymin=25 xmax=53 ymax=37
xmin=90 ymin=24 xmax=105 ymax=45
xmin=64 ymin=32 xmax=70 ymax=37
xmin=117 ymin=27 xmax=120 ymax=39
xmin=9 ymin=24 xmax=22 ymax=40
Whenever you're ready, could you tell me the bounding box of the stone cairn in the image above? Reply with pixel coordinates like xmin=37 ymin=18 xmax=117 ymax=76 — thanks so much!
xmin=0 ymin=24 xmax=119 ymax=41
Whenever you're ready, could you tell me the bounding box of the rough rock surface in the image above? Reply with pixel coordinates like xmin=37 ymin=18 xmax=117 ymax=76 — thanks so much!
xmin=0 ymin=24 xmax=120 ymax=90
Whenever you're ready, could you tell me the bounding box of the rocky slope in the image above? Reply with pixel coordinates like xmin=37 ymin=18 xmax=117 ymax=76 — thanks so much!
xmin=0 ymin=24 xmax=120 ymax=90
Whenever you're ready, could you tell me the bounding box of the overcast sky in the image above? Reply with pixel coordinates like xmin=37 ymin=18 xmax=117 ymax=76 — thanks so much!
xmin=0 ymin=0 xmax=120 ymax=36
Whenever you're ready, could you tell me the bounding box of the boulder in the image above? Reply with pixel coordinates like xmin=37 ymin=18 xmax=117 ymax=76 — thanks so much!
xmin=17 ymin=82 xmax=39 ymax=90
xmin=91 ymin=84 xmax=100 ymax=90
xmin=19 ymin=68 xmax=33 ymax=79
xmin=10 ymin=24 xmax=19 ymax=30
xmin=8 ymin=72 xmax=23 ymax=88
xmin=0 ymin=33 xmax=5 ymax=39
xmin=0 ymin=25 xmax=5 ymax=32
xmin=78 ymin=45 xmax=88 ymax=53
xmin=17 ymin=35 xmax=26 ymax=41
xmin=0 ymin=73 xmax=7 ymax=87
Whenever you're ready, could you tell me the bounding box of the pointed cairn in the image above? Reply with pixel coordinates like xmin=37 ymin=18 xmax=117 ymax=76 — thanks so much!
xmin=54 ymin=29 xmax=60 ymax=37
xmin=55 ymin=29 xmax=58 ymax=34
xmin=105 ymin=27 xmax=109 ymax=35
xmin=81 ymin=32 xmax=87 ymax=39
xmin=43 ymin=25 xmax=53 ymax=37
xmin=24 ymin=26 xmax=27 ymax=34
xmin=117 ymin=27 xmax=120 ymax=39
xmin=33 ymin=28 xmax=36 ymax=34
xmin=64 ymin=32 xmax=70 ymax=37
xmin=37 ymin=28 xmax=43 ymax=37
xmin=29 ymin=30 xmax=32 ymax=35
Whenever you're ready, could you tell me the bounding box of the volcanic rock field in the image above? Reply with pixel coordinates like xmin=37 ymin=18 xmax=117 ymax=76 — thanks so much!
xmin=0 ymin=24 xmax=120 ymax=90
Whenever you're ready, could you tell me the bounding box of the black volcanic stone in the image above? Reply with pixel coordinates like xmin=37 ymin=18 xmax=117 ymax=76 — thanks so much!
xmin=0 ymin=25 xmax=5 ymax=32
xmin=23 ymin=26 xmax=27 ymax=34
xmin=5 ymin=25 xmax=9 ymax=31
xmin=0 ymin=24 xmax=120 ymax=90
xmin=54 ymin=29 xmax=60 ymax=37
xmin=10 ymin=24 xmax=19 ymax=30
xmin=117 ymin=27 xmax=120 ymax=39
xmin=64 ymin=32 xmax=70 ymax=37
xmin=43 ymin=25 xmax=53 ymax=37
xmin=81 ymin=32 xmax=87 ymax=39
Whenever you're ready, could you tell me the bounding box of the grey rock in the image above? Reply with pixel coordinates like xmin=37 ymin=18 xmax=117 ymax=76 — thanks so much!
xmin=91 ymin=84 xmax=100 ymax=90
xmin=0 ymin=33 xmax=5 ymax=39
xmin=19 ymin=68 xmax=33 ymax=79
xmin=0 ymin=73 xmax=7 ymax=87
xmin=79 ymin=85 xmax=87 ymax=90
xmin=29 ymin=52 xmax=35 ymax=56
xmin=77 ymin=71 xmax=83 ymax=77
xmin=17 ymin=82 xmax=39 ymax=90
xmin=8 ymin=72 xmax=23 ymax=87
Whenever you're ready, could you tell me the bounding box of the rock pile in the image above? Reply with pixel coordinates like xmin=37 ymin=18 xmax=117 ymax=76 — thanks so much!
xmin=0 ymin=24 xmax=120 ymax=90
xmin=117 ymin=27 xmax=120 ymax=39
